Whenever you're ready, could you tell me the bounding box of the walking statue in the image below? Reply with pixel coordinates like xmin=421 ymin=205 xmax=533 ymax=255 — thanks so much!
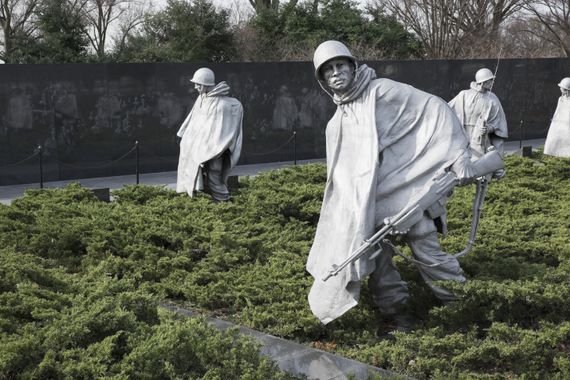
xmin=305 ymin=40 xmax=504 ymax=336
xmin=544 ymin=77 xmax=570 ymax=157
xmin=176 ymin=68 xmax=243 ymax=201
xmin=449 ymin=68 xmax=508 ymax=164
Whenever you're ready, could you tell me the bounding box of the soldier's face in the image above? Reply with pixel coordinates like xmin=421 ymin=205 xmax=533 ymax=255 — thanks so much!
xmin=482 ymin=79 xmax=494 ymax=90
xmin=195 ymin=83 xmax=210 ymax=94
xmin=321 ymin=59 xmax=355 ymax=94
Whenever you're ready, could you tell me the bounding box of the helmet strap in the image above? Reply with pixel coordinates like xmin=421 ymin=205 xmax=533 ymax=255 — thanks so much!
xmin=317 ymin=59 xmax=359 ymax=101
xmin=318 ymin=79 xmax=335 ymax=101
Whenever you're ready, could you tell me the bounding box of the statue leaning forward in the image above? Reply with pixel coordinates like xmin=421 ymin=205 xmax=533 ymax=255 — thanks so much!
xmin=176 ymin=68 xmax=243 ymax=202
xmin=306 ymin=40 xmax=476 ymax=337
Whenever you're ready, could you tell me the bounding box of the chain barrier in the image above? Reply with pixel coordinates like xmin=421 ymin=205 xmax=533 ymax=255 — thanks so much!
xmin=2 ymin=133 xmax=300 ymax=187
xmin=247 ymin=133 xmax=296 ymax=156
xmin=0 ymin=150 xmax=39 ymax=169
xmin=141 ymin=132 xmax=296 ymax=161
xmin=52 ymin=144 xmax=137 ymax=170
xmin=1 ymin=144 xmax=138 ymax=188
xmin=140 ymin=145 xmax=178 ymax=163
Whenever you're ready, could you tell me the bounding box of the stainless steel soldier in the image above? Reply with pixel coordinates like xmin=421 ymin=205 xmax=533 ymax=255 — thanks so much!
xmin=544 ymin=77 xmax=570 ymax=157
xmin=306 ymin=41 xmax=475 ymax=335
xmin=449 ymin=68 xmax=508 ymax=165
xmin=176 ymin=68 xmax=243 ymax=201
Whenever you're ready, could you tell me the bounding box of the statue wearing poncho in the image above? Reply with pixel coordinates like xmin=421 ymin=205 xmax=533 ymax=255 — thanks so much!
xmin=448 ymin=69 xmax=508 ymax=160
xmin=176 ymin=81 xmax=243 ymax=201
xmin=307 ymin=41 xmax=474 ymax=326
xmin=544 ymin=78 xmax=570 ymax=157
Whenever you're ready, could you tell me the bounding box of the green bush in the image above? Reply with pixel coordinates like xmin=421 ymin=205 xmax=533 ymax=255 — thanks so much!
xmin=0 ymin=182 xmax=300 ymax=379
xmin=1 ymin=153 xmax=569 ymax=379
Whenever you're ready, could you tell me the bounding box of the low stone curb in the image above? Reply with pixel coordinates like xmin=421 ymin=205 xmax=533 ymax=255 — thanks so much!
xmin=161 ymin=303 xmax=408 ymax=380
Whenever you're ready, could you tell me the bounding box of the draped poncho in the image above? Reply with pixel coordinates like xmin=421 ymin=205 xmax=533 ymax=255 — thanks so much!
xmin=544 ymin=96 xmax=570 ymax=157
xmin=176 ymin=82 xmax=243 ymax=196
xmin=306 ymin=66 xmax=469 ymax=324
xmin=448 ymin=83 xmax=508 ymax=155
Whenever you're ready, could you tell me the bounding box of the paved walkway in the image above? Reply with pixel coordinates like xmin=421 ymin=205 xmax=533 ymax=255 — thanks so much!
xmin=161 ymin=303 xmax=404 ymax=380
xmin=0 ymin=158 xmax=325 ymax=204
xmin=0 ymin=139 xmax=545 ymax=205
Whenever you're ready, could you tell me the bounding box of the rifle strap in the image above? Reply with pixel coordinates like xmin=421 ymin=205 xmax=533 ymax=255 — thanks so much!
xmin=380 ymin=239 xmax=454 ymax=268
xmin=453 ymin=177 xmax=489 ymax=258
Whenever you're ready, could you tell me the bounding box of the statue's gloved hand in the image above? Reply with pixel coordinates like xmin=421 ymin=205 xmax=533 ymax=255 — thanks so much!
xmin=390 ymin=228 xmax=409 ymax=235
xmin=451 ymin=151 xmax=477 ymax=186
xmin=478 ymin=123 xmax=488 ymax=136
xmin=493 ymin=168 xmax=506 ymax=179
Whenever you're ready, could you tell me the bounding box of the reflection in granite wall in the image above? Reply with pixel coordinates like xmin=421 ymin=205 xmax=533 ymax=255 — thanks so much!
xmin=0 ymin=58 xmax=568 ymax=185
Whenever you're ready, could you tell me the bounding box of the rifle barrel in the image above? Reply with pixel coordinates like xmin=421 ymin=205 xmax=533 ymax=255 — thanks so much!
xmin=322 ymin=224 xmax=392 ymax=281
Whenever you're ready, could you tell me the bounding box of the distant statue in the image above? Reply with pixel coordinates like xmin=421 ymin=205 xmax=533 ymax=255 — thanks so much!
xmin=94 ymin=84 xmax=122 ymax=132
xmin=6 ymin=87 xmax=33 ymax=131
xmin=449 ymin=68 xmax=508 ymax=173
xmin=271 ymin=84 xmax=298 ymax=131
xmin=306 ymin=40 xmax=477 ymax=336
xmin=299 ymin=87 xmax=329 ymax=154
xmin=176 ymin=68 xmax=243 ymax=201
xmin=544 ymin=77 xmax=570 ymax=157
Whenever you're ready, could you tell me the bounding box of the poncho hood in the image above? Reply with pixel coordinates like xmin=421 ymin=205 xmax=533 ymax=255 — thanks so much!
xmin=207 ymin=81 xmax=231 ymax=97
xmin=469 ymin=81 xmax=485 ymax=92
xmin=332 ymin=65 xmax=377 ymax=105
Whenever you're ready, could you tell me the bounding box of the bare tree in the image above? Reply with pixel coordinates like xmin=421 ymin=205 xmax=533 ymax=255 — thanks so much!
xmin=373 ymin=0 xmax=526 ymax=58
xmin=109 ymin=1 xmax=146 ymax=56
xmin=0 ymin=0 xmax=39 ymax=62
xmin=524 ymin=0 xmax=570 ymax=57
xmin=454 ymin=0 xmax=527 ymax=57
xmin=82 ymin=0 xmax=145 ymax=59
xmin=501 ymin=17 xmax=561 ymax=57
xmin=226 ymin=0 xmax=255 ymax=25
xmin=247 ymin=0 xmax=299 ymax=13
xmin=372 ymin=0 xmax=465 ymax=58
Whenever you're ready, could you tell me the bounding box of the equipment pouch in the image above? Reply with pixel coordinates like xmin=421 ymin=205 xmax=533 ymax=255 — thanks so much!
xmin=425 ymin=196 xmax=447 ymax=219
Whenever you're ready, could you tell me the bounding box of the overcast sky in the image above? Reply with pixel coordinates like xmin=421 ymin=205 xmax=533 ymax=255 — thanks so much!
xmin=147 ymin=0 xmax=368 ymax=27
xmin=152 ymin=0 xmax=255 ymax=12
xmin=151 ymin=0 xmax=369 ymax=19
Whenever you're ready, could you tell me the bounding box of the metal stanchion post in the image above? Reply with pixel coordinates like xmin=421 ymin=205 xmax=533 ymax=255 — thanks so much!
xmin=519 ymin=120 xmax=523 ymax=149
xmin=38 ymin=145 xmax=44 ymax=189
xmin=135 ymin=141 xmax=140 ymax=185
xmin=293 ymin=130 xmax=297 ymax=165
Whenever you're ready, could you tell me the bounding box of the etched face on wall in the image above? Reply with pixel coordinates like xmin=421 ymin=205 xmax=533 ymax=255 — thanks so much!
xmin=321 ymin=58 xmax=355 ymax=94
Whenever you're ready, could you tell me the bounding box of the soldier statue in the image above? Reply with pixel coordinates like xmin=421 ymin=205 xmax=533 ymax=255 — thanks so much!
xmin=306 ymin=41 xmax=477 ymax=337
xmin=544 ymin=77 xmax=570 ymax=157
xmin=449 ymin=68 xmax=508 ymax=175
xmin=176 ymin=68 xmax=243 ymax=201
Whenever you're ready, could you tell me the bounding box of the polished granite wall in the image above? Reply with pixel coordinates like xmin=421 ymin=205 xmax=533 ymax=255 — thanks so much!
xmin=1 ymin=58 xmax=567 ymax=185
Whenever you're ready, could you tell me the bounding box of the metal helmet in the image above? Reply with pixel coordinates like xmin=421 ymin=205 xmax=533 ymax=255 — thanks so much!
xmin=313 ymin=40 xmax=356 ymax=80
xmin=558 ymin=77 xmax=570 ymax=90
xmin=190 ymin=68 xmax=215 ymax=86
xmin=475 ymin=68 xmax=495 ymax=84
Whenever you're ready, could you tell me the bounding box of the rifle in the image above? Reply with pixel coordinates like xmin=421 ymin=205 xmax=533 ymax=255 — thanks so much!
xmin=465 ymin=51 xmax=504 ymax=256
xmin=473 ymin=51 xmax=502 ymax=157
xmin=322 ymin=149 xmax=504 ymax=282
